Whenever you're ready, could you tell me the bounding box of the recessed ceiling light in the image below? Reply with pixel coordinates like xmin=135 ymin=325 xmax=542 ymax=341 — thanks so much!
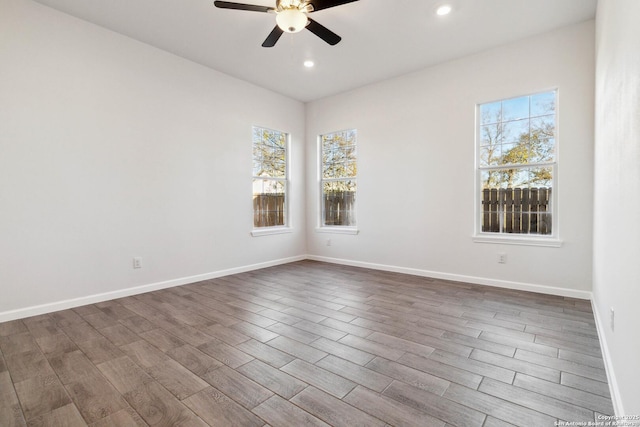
xmin=436 ymin=4 xmax=452 ymax=16
xmin=303 ymin=60 xmax=314 ymax=68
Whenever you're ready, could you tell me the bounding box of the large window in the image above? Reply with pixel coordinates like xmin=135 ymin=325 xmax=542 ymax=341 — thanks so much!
xmin=320 ymin=129 xmax=357 ymax=228
xmin=477 ymin=91 xmax=557 ymax=238
xmin=252 ymin=126 xmax=288 ymax=229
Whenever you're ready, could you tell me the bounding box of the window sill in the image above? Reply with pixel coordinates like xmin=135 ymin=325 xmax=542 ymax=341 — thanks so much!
xmin=316 ymin=227 xmax=359 ymax=235
xmin=251 ymin=227 xmax=293 ymax=237
xmin=473 ymin=234 xmax=562 ymax=247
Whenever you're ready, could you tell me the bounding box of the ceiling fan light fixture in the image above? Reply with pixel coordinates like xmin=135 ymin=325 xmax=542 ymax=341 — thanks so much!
xmin=276 ymin=8 xmax=308 ymax=33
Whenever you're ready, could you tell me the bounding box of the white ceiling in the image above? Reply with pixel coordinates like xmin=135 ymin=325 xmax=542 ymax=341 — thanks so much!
xmin=31 ymin=0 xmax=597 ymax=102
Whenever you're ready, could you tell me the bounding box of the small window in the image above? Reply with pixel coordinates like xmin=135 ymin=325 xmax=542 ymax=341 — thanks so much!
xmin=252 ymin=126 xmax=288 ymax=228
xmin=320 ymin=129 xmax=357 ymax=228
xmin=477 ymin=91 xmax=556 ymax=238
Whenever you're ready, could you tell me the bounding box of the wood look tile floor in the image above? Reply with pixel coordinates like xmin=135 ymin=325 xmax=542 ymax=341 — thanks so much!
xmin=0 ymin=260 xmax=614 ymax=426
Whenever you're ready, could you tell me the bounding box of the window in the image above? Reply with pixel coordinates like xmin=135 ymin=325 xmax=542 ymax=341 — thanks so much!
xmin=320 ymin=129 xmax=357 ymax=228
xmin=252 ymin=126 xmax=288 ymax=229
xmin=477 ymin=91 xmax=557 ymax=240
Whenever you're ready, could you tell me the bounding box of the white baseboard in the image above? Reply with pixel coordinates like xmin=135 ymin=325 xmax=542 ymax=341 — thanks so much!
xmin=0 ymin=255 xmax=306 ymax=323
xmin=590 ymin=299 xmax=624 ymax=416
xmin=0 ymin=253 xmax=592 ymax=320
xmin=2 ymin=253 xmax=623 ymax=415
xmin=306 ymin=255 xmax=593 ymax=300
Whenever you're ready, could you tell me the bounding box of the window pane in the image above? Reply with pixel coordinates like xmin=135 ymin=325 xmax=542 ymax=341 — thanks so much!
xmin=254 ymin=128 xmax=286 ymax=149
xmin=480 ymin=124 xmax=501 ymax=146
xmin=527 ymin=166 xmax=553 ymax=187
xmin=480 ymin=170 xmax=499 ymax=189
xmin=345 ymin=160 xmax=357 ymax=177
xmin=323 ymin=158 xmax=342 ymax=179
xmin=478 ymin=91 xmax=555 ymax=236
xmin=482 ymin=168 xmax=523 ymax=189
xmin=530 ymin=115 xmax=555 ymax=163
xmin=502 ymin=119 xmax=529 ymax=144
xmin=502 ymin=96 xmax=529 ymax=121
xmin=253 ymin=179 xmax=285 ymax=227
xmin=480 ymin=145 xmax=501 ymax=167
xmin=322 ymin=130 xmax=356 ymax=152
xmin=323 ymin=180 xmax=356 ymax=193
xmin=253 ymin=178 xmax=285 ymax=194
xmin=531 ymin=91 xmax=556 ymax=117
xmin=268 ymin=149 xmax=286 ymax=178
xmin=480 ymin=167 xmax=553 ymax=235
xmin=531 ymin=115 xmax=555 ymax=136
xmin=344 ymin=145 xmax=357 ymax=162
xmin=322 ymin=180 xmax=356 ymax=226
xmin=535 ymin=138 xmax=555 ymax=163
xmin=321 ymin=130 xmax=357 ymax=227
xmin=480 ymin=102 xmax=501 ymax=125
xmin=529 ymin=136 xmax=555 ymax=163
xmin=253 ymin=134 xmax=286 ymax=178
xmin=253 ymin=126 xmax=287 ymax=228
xmin=505 ymin=140 xmax=539 ymax=166
xmin=326 ymin=160 xmax=356 ymax=178
xmin=264 ymin=147 xmax=286 ymax=178
xmin=322 ymin=131 xmax=357 ymax=179
xmin=500 ymin=143 xmax=522 ymax=165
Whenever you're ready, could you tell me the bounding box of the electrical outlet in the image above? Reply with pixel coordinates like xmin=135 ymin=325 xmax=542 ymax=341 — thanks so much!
xmin=498 ymin=252 xmax=507 ymax=264
xmin=610 ymin=307 xmax=615 ymax=331
xmin=326 ymin=239 xmax=332 ymax=247
xmin=133 ymin=257 xmax=142 ymax=269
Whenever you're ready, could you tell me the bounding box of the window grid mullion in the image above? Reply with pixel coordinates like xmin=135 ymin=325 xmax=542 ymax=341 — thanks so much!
xmin=477 ymin=90 xmax=556 ymax=237
xmin=478 ymin=161 xmax=556 ymax=171
xmin=252 ymin=126 xmax=289 ymax=229
xmin=320 ymin=129 xmax=357 ymax=228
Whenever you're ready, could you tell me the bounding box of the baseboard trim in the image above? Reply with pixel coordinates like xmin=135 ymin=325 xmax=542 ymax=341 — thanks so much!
xmin=0 ymin=253 xmax=592 ymax=321
xmin=306 ymin=255 xmax=593 ymax=300
xmin=0 ymin=255 xmax=306 ymax=323
xmin=2 ymin=253 xmax=620 ymax=413
xmin=590 ymin=299 xmax=623 ymax=416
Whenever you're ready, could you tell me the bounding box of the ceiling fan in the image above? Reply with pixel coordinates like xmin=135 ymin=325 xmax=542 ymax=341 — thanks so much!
xmin=213 ymin=0 xmax=359 ymax=47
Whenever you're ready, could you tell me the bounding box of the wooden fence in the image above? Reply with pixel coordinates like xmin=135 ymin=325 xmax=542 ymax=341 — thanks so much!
xmin=253 ymin=193 xmax=285 ymax=227
xmin=257 ymin=189 xmax=548 ymax=232
xmin=482 ymin=187 xmax=552 ymax=234
xmin=323 ymin=191 xmax=356 ymax=226
xmin=253 ymin=191 xmax=357 ymax=227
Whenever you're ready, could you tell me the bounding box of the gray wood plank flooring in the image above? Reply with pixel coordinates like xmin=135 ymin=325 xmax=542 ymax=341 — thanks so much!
xmin=0 ymin=260 xmax=614 ymax=426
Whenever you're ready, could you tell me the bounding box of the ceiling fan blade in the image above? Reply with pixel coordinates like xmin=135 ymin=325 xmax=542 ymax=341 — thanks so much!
xmin=309 ymin=0 xmax=358 ymax=12
xmin=306 ymin=18 xmax=341 ymax=45
xmin=213 ymin=1 xmax=274 ymax=13
xmin=262 ymin=25 xmax=284 ymax=47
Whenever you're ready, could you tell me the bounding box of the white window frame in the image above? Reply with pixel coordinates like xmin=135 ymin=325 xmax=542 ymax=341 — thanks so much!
xmin=251 ymin=126 xmax=292 ymax=237
xmin=473 ymin=90 xmax=561 ymax=247
xmin=317 ymin=129 xmax=358 ymax=234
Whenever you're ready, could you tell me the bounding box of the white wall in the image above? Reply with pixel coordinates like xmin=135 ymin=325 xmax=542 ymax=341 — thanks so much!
xmin=5 ymin=0 xmax=635 ymax=413
xmin=0 ymin=1 xmax=598 ymax=317
xmin=0 ymin=0 xmax=306 ymax=320
xmin=593 ymin=0 xmax=640 ymax=416
xmin=306 ymin=21 xmax=595 ymax=297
